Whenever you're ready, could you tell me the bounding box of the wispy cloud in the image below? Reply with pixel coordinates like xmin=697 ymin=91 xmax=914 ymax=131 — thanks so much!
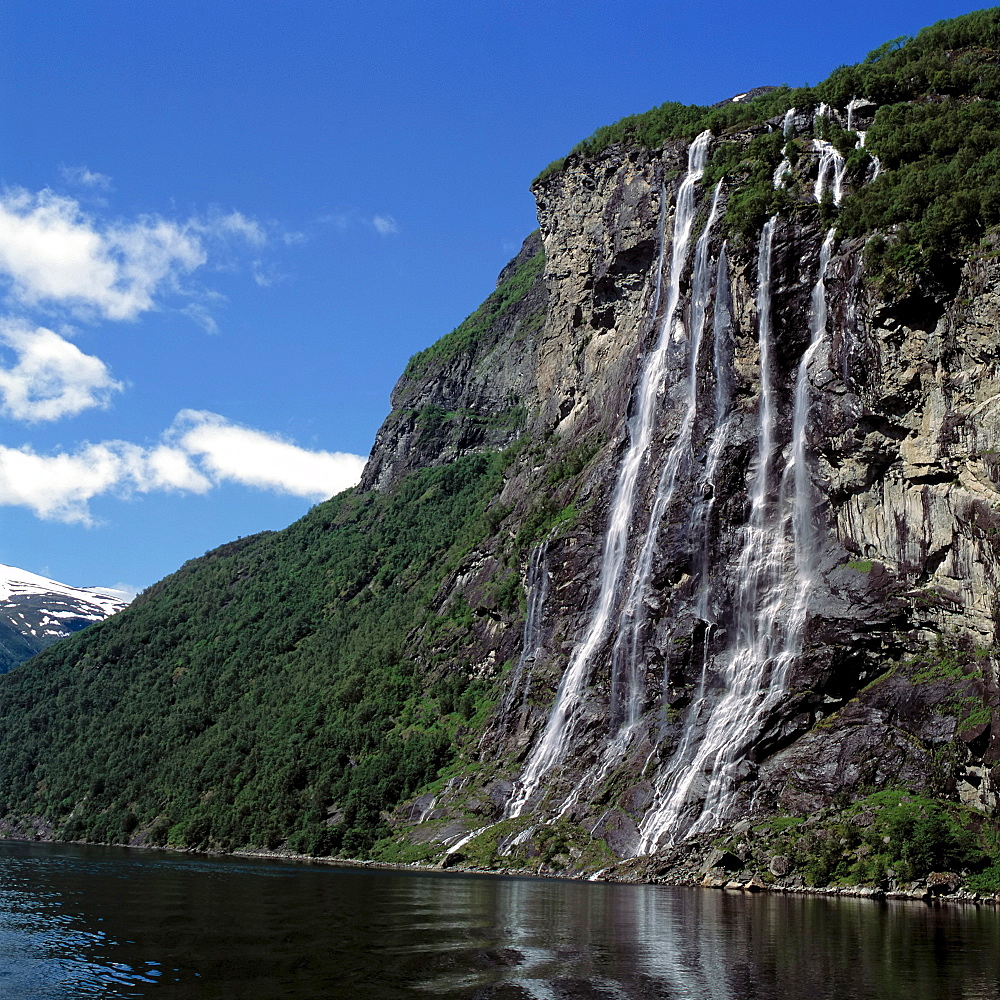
xmin=59 ymin=165 xmax=113 ymax=191
xmin=0 ymin=321 xmax=121 ymax=422
xmin=0 ymin=188 xmax=205 ymax=321
xmin=0 ymin=411 xmax=366 ymax=524
xmin=0 ymin=189 xmax=272 ymax=324
xmin=372 ymin=214 xmax=398 ymax=235
xmin=317 ymin=209 xmax=400 ymax=236
xmin=194 ymin=209 xmax=267 ymax=247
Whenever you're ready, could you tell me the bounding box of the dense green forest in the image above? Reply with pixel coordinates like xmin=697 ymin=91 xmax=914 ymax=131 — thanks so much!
xmin=0 ymin=452 xmax=513 ymax=855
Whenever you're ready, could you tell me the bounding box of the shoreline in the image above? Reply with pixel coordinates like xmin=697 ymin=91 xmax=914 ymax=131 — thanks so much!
xmin=4 ymin=832 xmax=995 ymax=907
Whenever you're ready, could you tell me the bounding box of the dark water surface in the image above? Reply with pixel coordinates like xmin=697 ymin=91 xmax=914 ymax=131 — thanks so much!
xmin=0 ymin=841 xmax=998 ymax=998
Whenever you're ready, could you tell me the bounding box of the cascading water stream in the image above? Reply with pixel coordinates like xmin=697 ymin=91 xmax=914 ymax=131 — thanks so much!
xmin=693 ymin=243 xmax=734 ymax=622
xmin=813 ymin=139 xmax=846 ymax=205
xmin=645 ymin=247 xmax=735 ymax=826
xmin=812 ymin=103 xmax=847 ymax=204
xmin=638 ymin=218 xmax=781 ymax=849
xmin=608 ymin=182 xmax=723 ymax=732
xmin=637 ymin=221 xmax=836 ymax=851
xmin=773 ymin=108 xmax=796 ymax=188
xmin=553 ymin=185 xmax=726 ymax=821
xmin=788 ymin=229 xmax=835 ymax=587
xmin=498 ymin=539 xmax=551 ymax=727
xmin=853 ymin=127 xmax=883 ymax=181
xmin=506 ymin=130 xmax=714 ymax=819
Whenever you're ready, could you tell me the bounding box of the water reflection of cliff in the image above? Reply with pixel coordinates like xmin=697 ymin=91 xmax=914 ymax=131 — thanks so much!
xmin=1 ymin=842 xmax=999 ymax=999
xmin=408 ymin=874 xmax=1000 ymax=999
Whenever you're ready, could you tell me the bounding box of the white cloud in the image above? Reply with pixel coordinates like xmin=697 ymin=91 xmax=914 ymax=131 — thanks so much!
xmin=195 ymin=210 xmax=267 ymax=247
xmin=141 ymin=444 xmax=213 ymax=493
xmin=0 ymin=441 xmax=138 ymax=523
xmin=180 ymin=302 xmax=220 ymax=334
xmin=0 ymin=411 xmax=366 ymax=523
xmin=372 ymin=214 xmax=398 ymax=235
xmin=317 ymin=210 xmax=399 ymax=235
xmin=0 ymin=188 xmax=206 ymax=321
xmin=170 ymin=409 xmax=366 ymax=498
xmin=59 ymin=165 xmax=113 ymax=191
xmin=0 ymin=322 xmax=121 ymax=421
xmin=0 ymin=190 xmax=272 ymax=326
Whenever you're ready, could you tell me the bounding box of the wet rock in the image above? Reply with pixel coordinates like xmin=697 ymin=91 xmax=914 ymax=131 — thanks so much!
xmin=927 ymin=872 xmax=962 ymax=895
xmin=386 ymin=120 xmax=1000 ymax=863
xmin=701 ymin=849 xmax=744 ymax=873
xmin=769 ymin=855 xmax=790 ymax=876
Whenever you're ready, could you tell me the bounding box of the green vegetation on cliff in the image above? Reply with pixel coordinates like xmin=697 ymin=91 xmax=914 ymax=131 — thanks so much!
xmin=404 ymin=238 xmax=544 ymax=378
xmin=0 ymin=451 xmax=511 ymax=856
xmin=536 ymin=8 xmax=1000 ymax=278
xmin=746 ymin=790 xmax=997 ymax=889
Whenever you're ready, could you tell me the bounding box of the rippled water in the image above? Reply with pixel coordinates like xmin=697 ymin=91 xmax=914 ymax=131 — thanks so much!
xmin=0 ymin=841 xmax=998 ymax=998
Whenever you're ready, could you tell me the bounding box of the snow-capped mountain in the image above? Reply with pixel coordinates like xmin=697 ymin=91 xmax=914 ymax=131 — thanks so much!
xmin=0 ymin=564 xmax=130 ymax=672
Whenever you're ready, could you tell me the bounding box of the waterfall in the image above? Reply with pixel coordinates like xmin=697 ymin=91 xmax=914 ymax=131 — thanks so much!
xmin=773 ymin=108 xmax=796 ymax=188
xmin=638 ymin=219 xmax=835 ymax=849
xmin=498 ymin=539 xmax=551 ymax=727
xmin=812 ymin=139 xmax=846 ymax=205
xmin=609 ymin=182 xmax=723 ymax=732
xmin=854 ymin=128 xmax=883 ymax=181
xmin=506 ymin=130 xmax=714 ymax=819
xmin=636 ymin=217 xmax=781 ymax=849
xmin=693 ymin=243 xmax=734 ymax=621
xmin=558 ymin=195 xmax=731 ymax=816
xmin=789 ymin=229 xmax=836 ymax=586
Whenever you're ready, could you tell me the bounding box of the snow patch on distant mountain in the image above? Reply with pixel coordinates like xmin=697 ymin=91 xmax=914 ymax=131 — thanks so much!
xmin=0 ymin=563 xmax=130 ymax=671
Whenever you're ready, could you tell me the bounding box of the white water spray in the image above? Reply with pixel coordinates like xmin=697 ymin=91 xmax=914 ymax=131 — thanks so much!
xmin=693 ymin=243 xmax=734 ymax=620
xmin=608 ymin=181 xmax=723 ymax=731
xmin=507 ymin=131 xmax=714 ymax=819
xmin=813 ymin=139 xmax=846 ymax=205
xmin=498 ymin=539 xmax=551 ymax=726
xmin=638 ymin=219 xmax=836 ymax=849
xmin=637 ymin=222 xmax=837 ymax=850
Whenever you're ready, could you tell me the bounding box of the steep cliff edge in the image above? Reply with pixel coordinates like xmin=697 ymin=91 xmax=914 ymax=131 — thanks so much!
xmin=0 ymin=11 xmax=999 ymax=893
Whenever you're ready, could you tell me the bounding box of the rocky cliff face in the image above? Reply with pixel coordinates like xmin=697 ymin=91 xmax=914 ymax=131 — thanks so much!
xmin=370 ymin=104 xmax=1000 ymax=868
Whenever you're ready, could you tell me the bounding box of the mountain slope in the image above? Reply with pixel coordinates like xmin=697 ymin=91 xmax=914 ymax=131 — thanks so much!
xmin=1 ymin=10 xmax=1000 ymax=891
xmin=0 ymin=564 xmax=128 ymax=673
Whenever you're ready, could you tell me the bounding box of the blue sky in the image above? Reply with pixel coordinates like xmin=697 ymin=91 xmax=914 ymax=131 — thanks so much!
xmin=0 ymin=0 xmax=983 ymax=595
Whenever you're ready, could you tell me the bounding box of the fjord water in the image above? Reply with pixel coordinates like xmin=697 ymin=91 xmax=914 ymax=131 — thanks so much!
xmin=2 ymin=842 xmax=999 ymax=999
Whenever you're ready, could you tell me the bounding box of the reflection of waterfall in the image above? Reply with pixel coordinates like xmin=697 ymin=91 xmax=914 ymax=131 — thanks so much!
xmin=638 ymin=221 xmax=836 ymax=849
xmin=507 ymin=131 xmax=714 ymax=819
